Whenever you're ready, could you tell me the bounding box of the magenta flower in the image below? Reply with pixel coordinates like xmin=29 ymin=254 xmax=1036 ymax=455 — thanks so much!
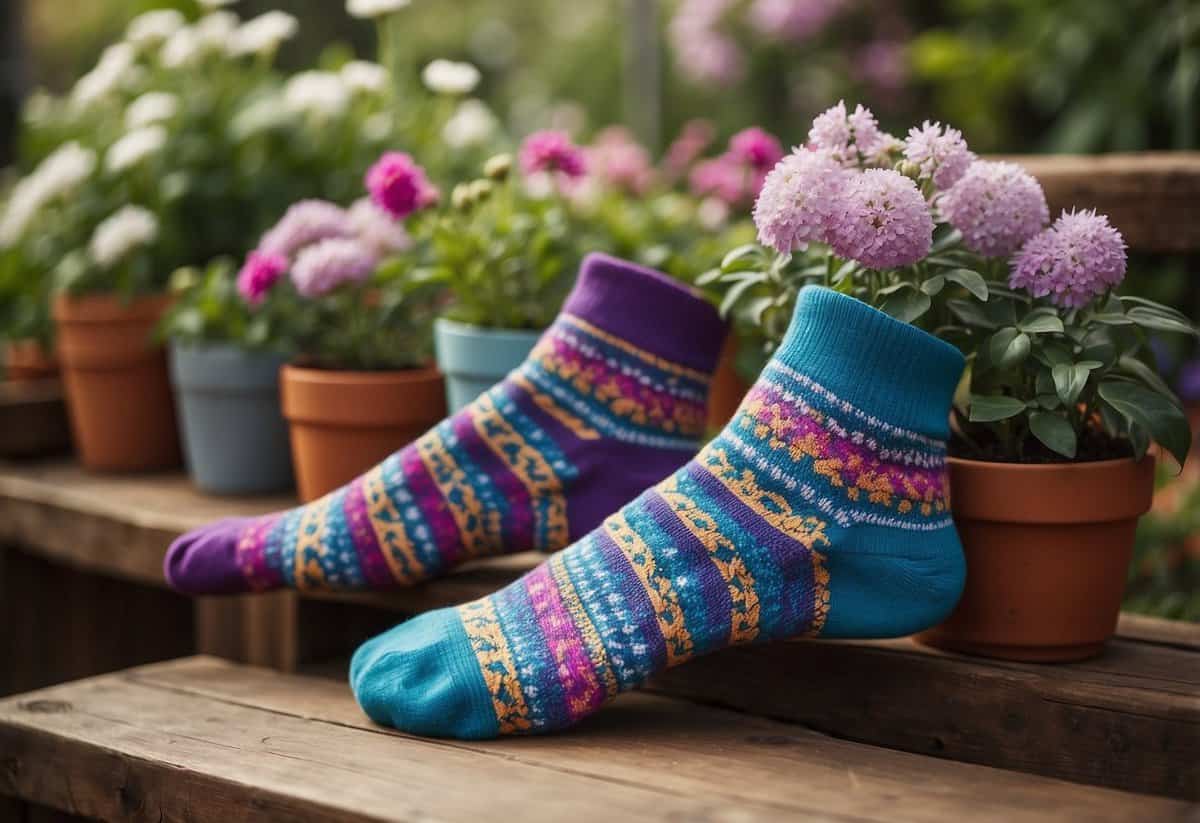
xmin=903 ymin=120 xmax=974 ymax=191
xmin=689 ymin=154 xmax=750 ymax=206
xmin=662 ymin=119 xmax=715 ymax=180
xmin=808 ymin=101 xmax=897 ymax=168
xmin=827 ymin=168 xmax=933 ymax=269
xmin=258 ymin=199 xmax=352 ymax=259
xmin=587 ymin=127 xmax=655 ymax=194
xmin=939 ymin=160 xmax=1049 ymax=258
xmin=519 ymin=130 xmax=587 ymax=179
xmin=236 ymin=249 xmax=288 ymax=305
xmin=1010 ymin=209 xmax=1127 ymax=308
xmin=752 ymin=148 xmax=847 ymax=254
xmin=748 ymin=0 xmax=844 ymax=40
xmin=729 ymin=127 xmax=784 ymax=174
xmin=291 ymin=238 xmax=378 ymax=298
xmin=365 ymin=152 xmax=438 ymax=220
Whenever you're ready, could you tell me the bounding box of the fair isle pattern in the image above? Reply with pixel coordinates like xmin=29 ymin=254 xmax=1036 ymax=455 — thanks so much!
xmin=454 ymin=357 xmax=961 ymax=734
xmin=456 ymin=444 xmax=833 ymax=733
xmin=733 ymin=360 xmax=954 ymax=532
xmin=518 ymin=313 xmax=710 ymax=451
xmin=233 ymin=323 xmax=710 ymax=592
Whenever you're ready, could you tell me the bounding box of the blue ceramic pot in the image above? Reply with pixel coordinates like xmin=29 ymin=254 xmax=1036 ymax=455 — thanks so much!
xmin=168 ymin=341 xmax=293 ymax=495
xmin=433 ymin=318 xmax=542 ymax=412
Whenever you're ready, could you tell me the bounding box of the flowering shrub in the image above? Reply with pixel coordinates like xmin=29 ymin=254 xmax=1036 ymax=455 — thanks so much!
xmin=163 ymin=154 xmax=441 ymax=371
xmin=706 ymin=101 xmax=1198 ymax=465
xmin=0 ymin=3 xmax=453 ymax=346
xmin=428 ymin=141 xmax=585 ymax=331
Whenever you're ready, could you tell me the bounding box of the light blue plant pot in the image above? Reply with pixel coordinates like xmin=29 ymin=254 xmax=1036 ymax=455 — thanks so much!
xmin=168 ymin=341 xmax=294 ymax=495
xmin=433 ymin=318 xmax=543 ymax=412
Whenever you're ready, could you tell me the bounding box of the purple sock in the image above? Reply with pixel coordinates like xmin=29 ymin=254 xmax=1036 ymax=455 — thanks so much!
xmin=165 ymin=253 xmax=727 ymax=594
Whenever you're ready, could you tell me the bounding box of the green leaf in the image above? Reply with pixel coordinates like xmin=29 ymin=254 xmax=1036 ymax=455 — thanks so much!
xmin=1089 ymin=312 xmax=1135 ymax=326
xmin=988 ymin=328 xmax=1031 ymax=369
xmin=695 ymin=268 xmax=724 ymax=287
xmin=1126 ymin=307 xmax=1200 ymax=338
xmin=718 ymin=276 xmax=760 ymax=318
xmin=720 ymin=244 xmax=765 ymax=273
xmin=1018 ymin=310 xmax=1065 ymax=335
xmin=1051 ymin=362 xmax=1091 ymax=407
xmin=947 ymin=298 xmax=995 ymax=329
xmin=879 ymin=289 xmax=932 ymax=324
xmin=1098 ymin=380 xmax=1192 ymax=466
xmin=831 ymin=259 xmax=858 ymax=285
xmin=930 ymin=227 xmax=963 ymax=254
xmin=942 ymin=268 xmax=988 ymax=301
xmin=1119 ymin=296 xmax=1193 ymax=325
xmin=1116 ymin=354 xmax=1183 ymax=409
xmin=1029 ymin=411 xmax=1078 ymax=458
xmin=878 ymin=281 xmax=916 ymax=296
xmin=920 ymin=275 xmax=946 ymax=296
xmin=969 ymin=394 xmax=1027 ymax=422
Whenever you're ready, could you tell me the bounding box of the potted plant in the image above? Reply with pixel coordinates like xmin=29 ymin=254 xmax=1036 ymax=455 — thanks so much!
xmin=161 ymin=259 xmax=295 ymax=495
xmin=706 ymin=101 xmax=1197 ymax=661
xmin=429 ymin=134 xmax=588 ymax=411
xmin=246 ymin=155 xmax=445 ymax=502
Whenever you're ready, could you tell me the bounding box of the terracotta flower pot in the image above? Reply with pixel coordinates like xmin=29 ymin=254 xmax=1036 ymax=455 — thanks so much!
xmin=280 ymin=364 xmax=446 ymax=502
xmin=917 ymin=456 xmax=1156 ymax=662
xmin=4 ymin=340 xmax=59 ymax=382
xmin=706 ymin=334 xmax=751 ymax=432
xmin=52 ymin=293 xmax=181 ymax=472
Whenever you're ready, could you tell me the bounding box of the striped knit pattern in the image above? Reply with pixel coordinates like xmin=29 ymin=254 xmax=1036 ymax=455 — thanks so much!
xmin=444 ymin=359 xmax=948 ymax=734
xmin=233 ymin=312 xmax=711 ymax=592
xmin=350 ymin=286 xmax=967 ymax=739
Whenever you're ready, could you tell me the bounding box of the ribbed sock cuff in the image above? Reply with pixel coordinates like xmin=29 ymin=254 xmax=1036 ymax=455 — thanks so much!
xmin=774 ymin=286 xmax=965 ymax=439
xmin=561 ymin=253 xmax=727 ymax=375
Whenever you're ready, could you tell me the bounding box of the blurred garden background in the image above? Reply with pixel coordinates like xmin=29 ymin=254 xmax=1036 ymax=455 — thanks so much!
xmin=2 ymin=0 xmax=1197 ymax=619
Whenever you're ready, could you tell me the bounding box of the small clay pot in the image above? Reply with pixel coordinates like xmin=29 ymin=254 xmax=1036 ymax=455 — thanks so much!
xmin=280 ymin=364 xmax=446 ymax=502
xmin=706 ymin=334 xmax=751 ymax=432
xmin=169 ymin=342 xmax=293 ymax=496
xmin=53 ymin=293 xmax=181 ymax=472
xmin=917 ymin=456 xmax=1156 ymax=662
xmin=4 ymin=340 xmax=59 ymax=382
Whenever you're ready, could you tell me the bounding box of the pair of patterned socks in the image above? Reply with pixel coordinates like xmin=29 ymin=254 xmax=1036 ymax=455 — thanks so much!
xmin=167 ymin=253 xmax=967 ymax=739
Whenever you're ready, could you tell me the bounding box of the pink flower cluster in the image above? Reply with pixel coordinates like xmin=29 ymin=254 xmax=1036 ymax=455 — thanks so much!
xmin=903 ymin=120 xmax=973 ymax=190
xmin=753 ymin=148 xmax=847 ymax=254
xmin=237 ymin=152 xmax=435 ymax=304
xmin=748 ymin=0 xmax=844 ymax=40
xmin=586 ymin=127 xmax=655 ymax=194
xmin=827 ymin=169 xmax=933 ymax=269
xmin=519 ymin=130 xmax=587 ymax=179
xmin=808 ymin=100 xmax=899 ymax=168
xmin=690 ymin=126 xmax=783 ymax=207
xmin=366 ymin=152 xmax=439 ymax=219
xmin=938 ymin=161 xmax=1048 ymax=257
xmin=662 ymin=119 xmax=716 ymax=181
xmin=753 ymin=104 xmax=932 ymax=268
xmin=1010 ymin=210 xmax=1127 ymax=308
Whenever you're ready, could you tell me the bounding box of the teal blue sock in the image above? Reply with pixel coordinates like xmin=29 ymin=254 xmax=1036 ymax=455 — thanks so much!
xmin=351 ymin=286 xmax=967 ymax=738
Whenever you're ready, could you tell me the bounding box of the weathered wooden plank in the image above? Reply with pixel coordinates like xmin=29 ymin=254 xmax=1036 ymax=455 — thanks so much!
xmin=0 ymin=657 xmax=1191 ymax=823
xmin=1004 ymin=152 xmax=1200 ymax=253
xmin=649 ymin=635 xmax=1200 ymax=801
xmin=1116 ymin=612 xmax=1200 ymax=652
xmin=0 ymin=460 xmax=293 ymax=585
xmin=0 ymin=545 xmax=193 ymax=698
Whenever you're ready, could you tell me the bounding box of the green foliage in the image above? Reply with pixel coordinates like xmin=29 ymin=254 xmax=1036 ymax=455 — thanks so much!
xmin=428 ymin=162 xmax=584 ymax=331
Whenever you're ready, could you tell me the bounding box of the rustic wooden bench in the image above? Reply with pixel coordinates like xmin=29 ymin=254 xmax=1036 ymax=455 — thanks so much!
xmin=1 ymin=460 xmax=1197 ymax=806
xmin=0 ymin=656 xmax=1195 ymax=823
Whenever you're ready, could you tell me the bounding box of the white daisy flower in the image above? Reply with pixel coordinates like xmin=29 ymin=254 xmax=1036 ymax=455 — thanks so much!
xmin=346 ymin=0 xmax=411 ymax=19
xmin=421 ymin=59 xmax=480 ymax=95
xmin=124 ymin=92 xmax=179 ymax=129
xmin=105 ymin=125 xmax=168 ymax=174
xmin=227 ymin=10 xmax=299 ymax=57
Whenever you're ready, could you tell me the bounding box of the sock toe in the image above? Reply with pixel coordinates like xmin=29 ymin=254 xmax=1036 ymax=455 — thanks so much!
xmin=164 ymin=518 xmax=257 ymax=595
xmin=350 ymin=608 xmax=499 ymax=740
